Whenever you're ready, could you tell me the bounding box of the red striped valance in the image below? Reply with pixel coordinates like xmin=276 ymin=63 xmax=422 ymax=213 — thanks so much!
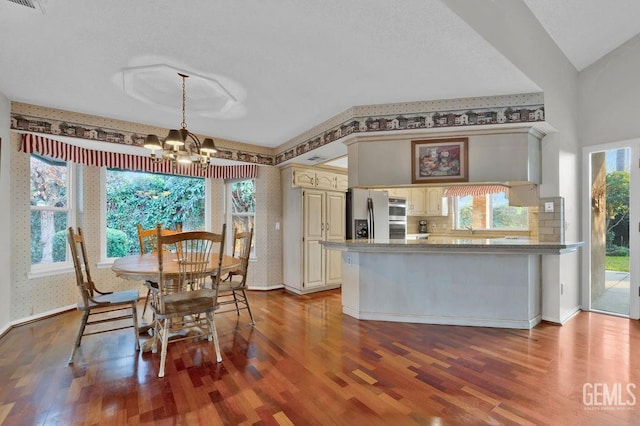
xmin=20 ymin=134 xmax=257 ymax=179
xmin=444 ymin=184 xmax=507 ymax=197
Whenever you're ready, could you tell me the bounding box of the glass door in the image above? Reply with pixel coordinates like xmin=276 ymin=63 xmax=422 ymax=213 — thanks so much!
xmin=587 ymin=145 xmax=636 ymax=317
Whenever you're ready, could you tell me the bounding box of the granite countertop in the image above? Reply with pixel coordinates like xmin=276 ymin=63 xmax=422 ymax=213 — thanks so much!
xmin=322 ymin=237 xmax=584 ymax=255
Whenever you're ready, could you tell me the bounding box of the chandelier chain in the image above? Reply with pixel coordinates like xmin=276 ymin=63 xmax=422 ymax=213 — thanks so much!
xmin=180 ymin=73 xmax=187 ymax=129
xmin=144 ymin=72 xmax=217 ymax=168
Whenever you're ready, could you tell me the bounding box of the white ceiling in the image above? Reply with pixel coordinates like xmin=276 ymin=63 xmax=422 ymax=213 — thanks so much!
xmin=1 ymin=0 xmax=639 ymax=151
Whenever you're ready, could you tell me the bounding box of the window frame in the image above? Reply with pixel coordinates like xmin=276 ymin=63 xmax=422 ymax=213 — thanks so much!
xmin=99 ymin=168 xmax=211 ymax=265
xmin=225 ymin=178 xmax=256 ymax=259
xmin=28 ymin=155 xmax=77 ymax=278
xmin=453 ymin=192 xmax=529 ymax=231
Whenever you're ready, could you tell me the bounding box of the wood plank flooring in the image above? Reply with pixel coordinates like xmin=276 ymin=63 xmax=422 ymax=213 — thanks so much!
xmin=1 ymin=289 xmax=639 ymax=425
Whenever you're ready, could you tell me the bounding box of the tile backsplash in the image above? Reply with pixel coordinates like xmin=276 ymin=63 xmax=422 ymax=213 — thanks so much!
xmin=537 ymin=197 xmax=564 ymax=242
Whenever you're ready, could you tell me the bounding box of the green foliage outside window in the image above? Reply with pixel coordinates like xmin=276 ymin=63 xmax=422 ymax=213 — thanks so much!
xmin=30 ymin=155 xmax=69 ymax=265
xmin=106 ymin=170 xmax=205 ymax=256
xmin=456 ymin=192 xmax=528 ymax=230
xmin=605 ymin=170 xmax=629 ymax=253
xmin=230 ymin=180 xmax=256 ymax=256
xmin=231 ymin=180 xmax=256 ymax=213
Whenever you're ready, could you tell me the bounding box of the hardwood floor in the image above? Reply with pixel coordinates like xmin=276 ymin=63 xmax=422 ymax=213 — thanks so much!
xmin=1 ymin=289 xmax=639 ymax=425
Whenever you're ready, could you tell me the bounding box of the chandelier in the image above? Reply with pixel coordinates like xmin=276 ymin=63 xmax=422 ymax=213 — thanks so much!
xmin=144 ymin=73 xmax=217 ymax=168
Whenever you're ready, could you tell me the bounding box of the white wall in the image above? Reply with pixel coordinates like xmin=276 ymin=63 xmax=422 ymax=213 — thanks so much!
xmin=579 ymin=34 xmax=640 ymax=147
xmin=441 ymin=0 xmax=581 ymax=323
xmin=347 ymin=128 xmax=540 ymax=187
xmin=252 ymin=166 xmax=283 ymax=289
xmin=578 ymin=33 xmax=640 ymax=319
xmin=0 ymin=92 xmax=11 ymax=333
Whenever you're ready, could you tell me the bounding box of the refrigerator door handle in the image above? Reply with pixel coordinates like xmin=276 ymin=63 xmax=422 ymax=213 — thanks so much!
xmin=367 ymin=197 xmax=375 ymax=239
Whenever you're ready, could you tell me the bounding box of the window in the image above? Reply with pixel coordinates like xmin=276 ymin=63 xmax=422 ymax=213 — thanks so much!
xmin=227 ymin=179 xmax=255 ymax=257
xmin=30 ymin=154 xmax=74 ymax=271
xmin=455 ymin=192 xmax=528 ymax=230
xmin=104 ymin=169 xmax=206 ymax=258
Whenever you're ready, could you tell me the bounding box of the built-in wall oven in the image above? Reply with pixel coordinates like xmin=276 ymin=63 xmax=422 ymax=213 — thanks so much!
xmin=388 ymin=197 xmax=407 ymax=239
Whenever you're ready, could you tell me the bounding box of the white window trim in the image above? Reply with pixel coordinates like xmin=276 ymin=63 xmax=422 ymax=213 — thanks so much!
xmin=225 ymin=179 xmax=256 ymax=258
xmin=453 ymin=193 xmax=529 ymax=231
xmin=28 ymin=159 xmax=77 ymax=277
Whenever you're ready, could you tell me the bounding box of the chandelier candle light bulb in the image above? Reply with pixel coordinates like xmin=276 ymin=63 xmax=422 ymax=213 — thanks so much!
xmin=144 ymin=73 xmax=218 ymax=168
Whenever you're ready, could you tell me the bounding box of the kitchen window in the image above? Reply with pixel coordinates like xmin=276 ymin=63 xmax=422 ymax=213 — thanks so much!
xmin=454 ymin=192 xmax=529 ymax=230
xmin=29 ymin=154 xmax=75 ymax=275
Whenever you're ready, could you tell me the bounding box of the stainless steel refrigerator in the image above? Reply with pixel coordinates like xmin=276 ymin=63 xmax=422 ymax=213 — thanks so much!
xmin=346 ymin=188 xmax=389 ymax=240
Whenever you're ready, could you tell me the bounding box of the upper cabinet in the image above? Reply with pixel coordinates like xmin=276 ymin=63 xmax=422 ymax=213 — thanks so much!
xmin=387 ymin=187 xmax=447 ymax=216
xmin=408 ymin=188 xmax=427 ymax=216
xmin=424 ymin=187 xmax=447 ymax=216
xmin=387 ymin=187 xmax=409 ymax=198
xmin=291 ymin=166 xmax=348 ymax=192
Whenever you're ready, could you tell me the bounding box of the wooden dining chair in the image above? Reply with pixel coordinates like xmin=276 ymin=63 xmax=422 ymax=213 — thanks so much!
xmin=149 ymin=223 xmax=226 ymax=377
xmin=215 ymin=227 xmax=255 ymax=324
xmin=67 ymin=227 xmax=140 ymax=364
xmin=137 ymin=223 xmax=182 ymax=318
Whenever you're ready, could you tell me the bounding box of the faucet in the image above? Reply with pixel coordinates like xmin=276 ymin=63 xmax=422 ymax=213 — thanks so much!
xmin=465 ymin=225 xmax=473 ymax=235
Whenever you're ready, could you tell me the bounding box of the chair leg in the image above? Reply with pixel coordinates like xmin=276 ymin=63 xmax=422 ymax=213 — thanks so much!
xmin=131 ymin=302 xmax=140 ymax=351
xmin=158 ymin=318 xmax=169 ymax=378
xmin=68 ymin=310 xmax=89 ymax=365
xmin=152 ymin=317 xmax=160 ymax=354
xmin=142 ymin=288 xmax=151 ymax=318
xmin=210 ymin=312 xmax=222 ymax=363
xmin=241 ymin=289 xmax=255 ymax=325
xmin=232 ymin=290 xmax=240 ymax=316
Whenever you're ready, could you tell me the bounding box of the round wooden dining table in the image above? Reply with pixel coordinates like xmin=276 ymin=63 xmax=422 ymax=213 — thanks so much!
xmin=111 ymin=251 xmax=240 ymax=282
xmin=111 ymin=251 xmax=240 ymax=351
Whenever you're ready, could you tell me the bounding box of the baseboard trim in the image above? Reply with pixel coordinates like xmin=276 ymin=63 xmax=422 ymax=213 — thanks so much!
xmin=0 ymin=304 xmax=76 ymax=340
xmin=345 ymin=310 xmax=539 ymax=329
xmin=247 ymin=284 xmax=285 ymax=291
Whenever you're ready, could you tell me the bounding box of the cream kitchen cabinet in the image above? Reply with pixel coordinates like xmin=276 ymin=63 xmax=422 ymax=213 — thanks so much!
xmin=387 ymin=187 xmax=409 ymax=199
xmin=389 ymin=187 xmax=447 ymax=216
xmin=302 ymin=189 xmax=345 ymax=290
xmin=424 ymin=187 xmax=447 ymax=216
xmin=291 ymin=166 xmax=347 ymax=191
xmin=282 ymin=166 xmax=346 ymax=294
xmin=407 ymin=188 xmax=427 ymax=216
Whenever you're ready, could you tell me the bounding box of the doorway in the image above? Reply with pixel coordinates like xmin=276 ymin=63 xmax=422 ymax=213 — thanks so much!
xmin=585 ymin=143 xmax=639 ymax=319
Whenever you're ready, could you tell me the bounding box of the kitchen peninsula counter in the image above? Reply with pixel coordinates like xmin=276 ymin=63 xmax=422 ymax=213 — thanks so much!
xmin=321 ymin=238 xmax=583 ymax=329
xmin=323 ymin=237 xmax=582 ymax=254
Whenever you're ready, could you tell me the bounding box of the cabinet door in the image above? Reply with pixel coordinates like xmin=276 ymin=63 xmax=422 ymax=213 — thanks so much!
xmin=293 ymin=168 xmax=316 ymax=188
xmin=325 ymin=192 xmax=345 ymax=241
xmin=324 ymin=192 xmax=345 ymax=286
xmin=315 ymin=171 xmax=336 ymax=190
xmin=304 ymin=190 xmax=324 ymax=240
xmin=335 ymin=174 xmax=349 ymax=192
xmin=409 ymin=188 xmax=427 ymax=216
xmin=425 ymin=188 xmax=446 ymax=216
xmin=304 ymin=240 xmax=325 ymax=289
xmin=388 ymin=188 xmax=409 ymax=199
xmin=303 ymin=190 xmax=326 ymax=289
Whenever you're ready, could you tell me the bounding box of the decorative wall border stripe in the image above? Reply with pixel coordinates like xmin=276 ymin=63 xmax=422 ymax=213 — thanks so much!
xmin=12 ymin=92 xmax=545 ymax=168
xmin=275 ymin=99 xmax=545 ymax=165
xmin=20 ymin=134 xmax=257 ymax=179
xmin=10 ymin=113 xmax=275 ymax=166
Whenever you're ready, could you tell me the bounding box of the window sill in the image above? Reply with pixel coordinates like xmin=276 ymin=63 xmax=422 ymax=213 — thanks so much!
xmin=28 ymin=263 xmax=74 ymax=279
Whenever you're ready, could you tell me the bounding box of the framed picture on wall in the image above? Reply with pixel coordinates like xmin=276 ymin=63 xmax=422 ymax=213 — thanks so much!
xmin=411 ymin=137 xmax=469 ymax=184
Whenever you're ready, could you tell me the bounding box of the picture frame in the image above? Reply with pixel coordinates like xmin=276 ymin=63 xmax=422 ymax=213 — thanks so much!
xmin=411 ymin=137 xmax=469 ymax=184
